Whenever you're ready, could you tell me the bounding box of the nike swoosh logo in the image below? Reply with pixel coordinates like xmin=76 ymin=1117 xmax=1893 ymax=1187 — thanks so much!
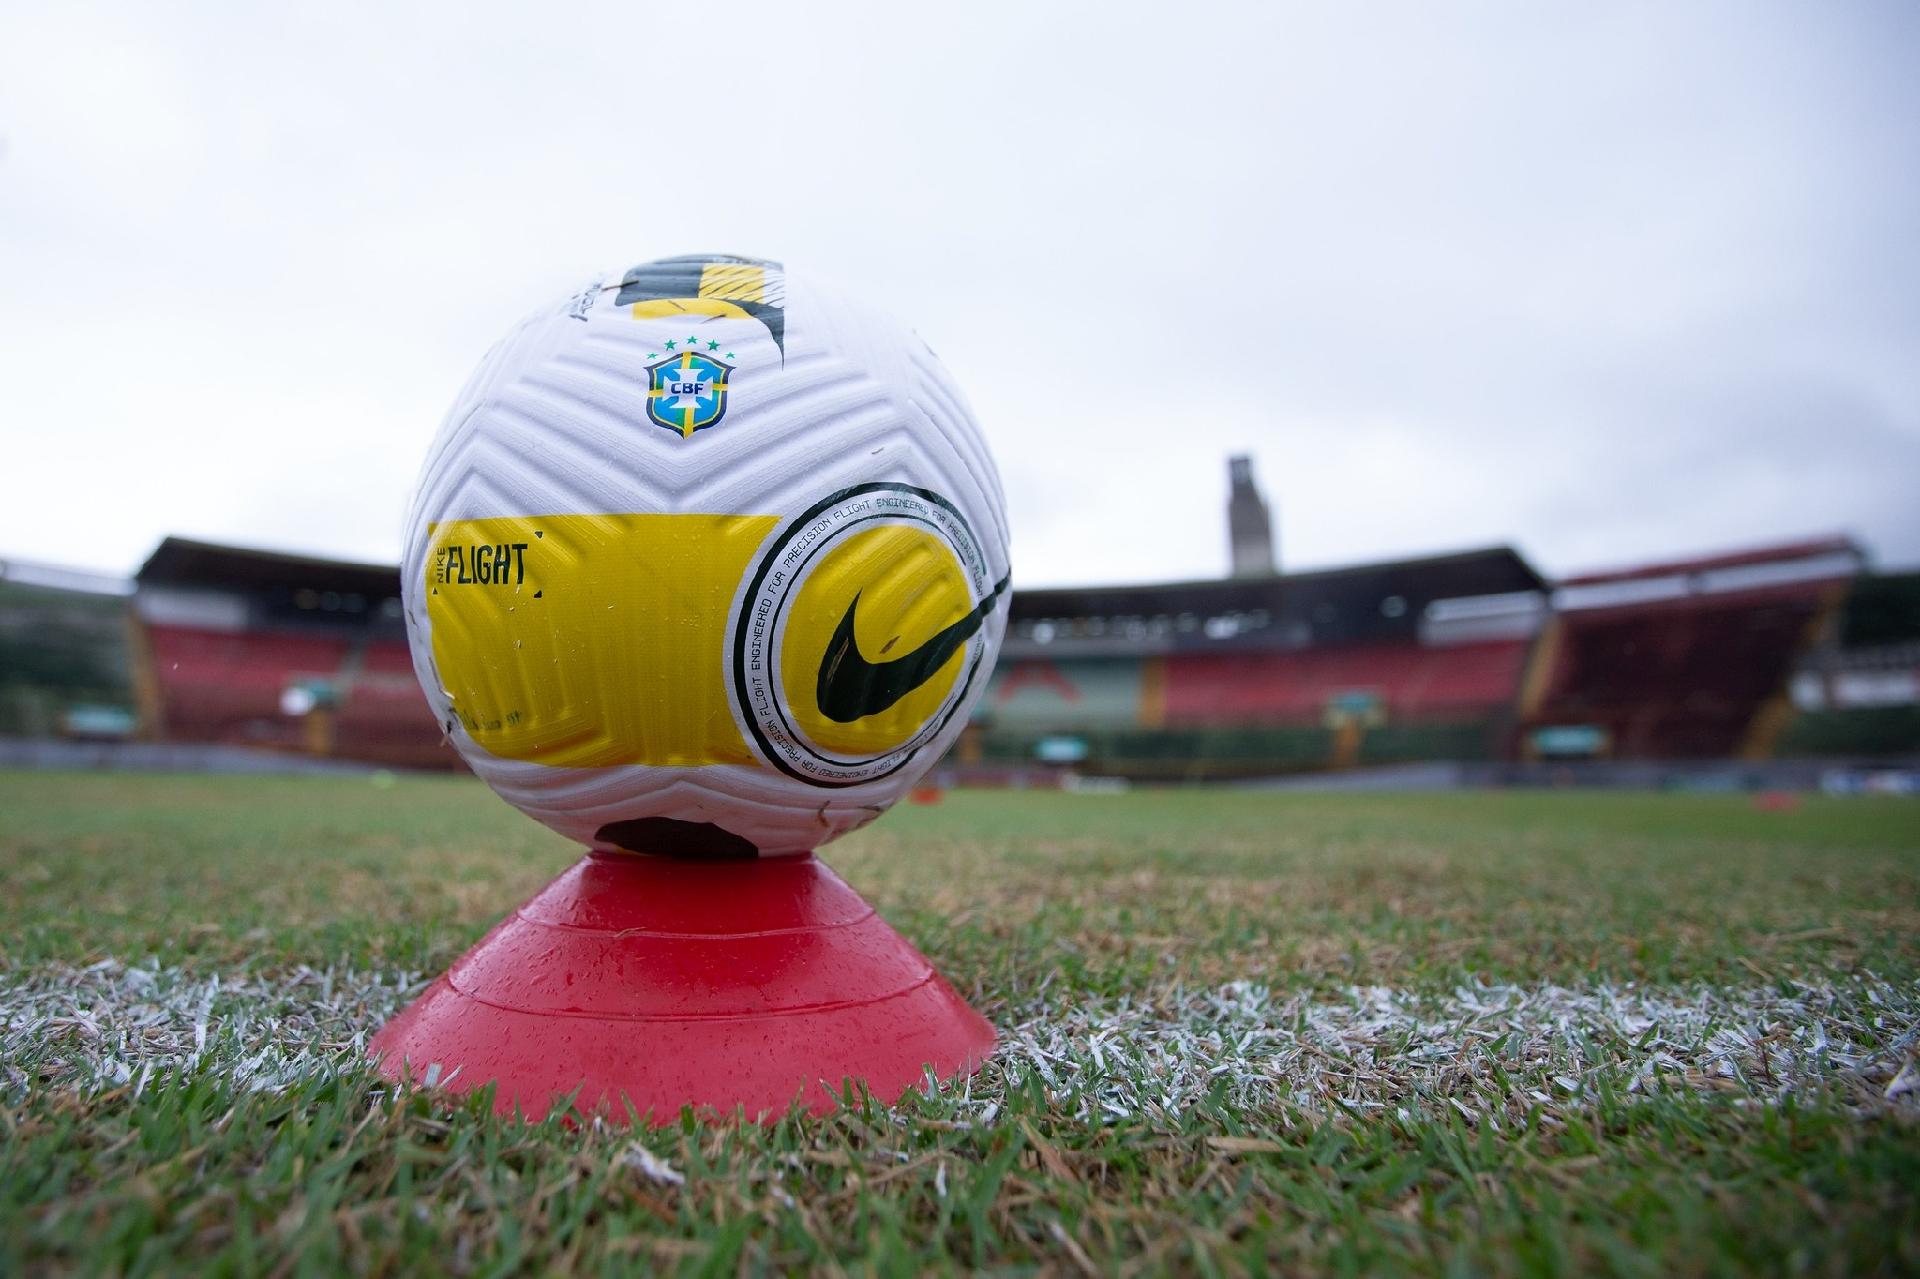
xmin=816 ymin=573 xmax=1011 ymax=723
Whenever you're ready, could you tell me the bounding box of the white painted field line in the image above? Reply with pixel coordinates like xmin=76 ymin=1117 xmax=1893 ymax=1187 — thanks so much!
xmin=972 ymin=978 xmax=1920 ymax=1124
xmin=1 ymin=960 xmax=1914 ymax=1121
xmin=0 ymin=959 xmax=422 ymax=1098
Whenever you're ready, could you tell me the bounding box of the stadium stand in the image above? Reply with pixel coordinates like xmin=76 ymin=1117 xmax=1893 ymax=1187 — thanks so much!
xmin=1781 ymin=569 xmax=1920 ymax=758
xmin=0 ymin=565 xmax=134 ymax=739
xmin=7 ymin=460 xmax=1907 ymax=777
xmin=1516 ymin=539 xmax=1863 ymax=760
xmin=1159 ymin=641 xmax=1530 ymax=726
xmin=977 ymin=546 xmax=1548 ymax=777
xmin=132 ymin=539 xmax=454 ymax=769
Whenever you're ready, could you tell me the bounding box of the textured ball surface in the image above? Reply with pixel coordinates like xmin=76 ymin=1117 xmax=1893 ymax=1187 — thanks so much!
xmin=401 ymin=256 xmax=1010 ymax=856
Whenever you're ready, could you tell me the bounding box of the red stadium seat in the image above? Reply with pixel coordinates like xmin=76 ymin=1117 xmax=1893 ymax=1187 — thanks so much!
xmin=1161 ymin=640 xmax=1529 ymax=727
xmin=144 ymin=625 xmax=451 ymax=768
xmin=1524 ymin=585 xmax=1833 ymax=758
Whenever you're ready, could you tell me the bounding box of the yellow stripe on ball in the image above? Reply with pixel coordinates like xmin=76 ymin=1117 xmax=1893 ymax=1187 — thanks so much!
xmin=424 ymin=513 xmax=778 ymax=769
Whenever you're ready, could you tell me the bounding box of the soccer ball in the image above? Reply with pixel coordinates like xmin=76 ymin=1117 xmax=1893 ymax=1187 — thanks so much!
xmin=400 ymin=255 xmax=1010 ymax=857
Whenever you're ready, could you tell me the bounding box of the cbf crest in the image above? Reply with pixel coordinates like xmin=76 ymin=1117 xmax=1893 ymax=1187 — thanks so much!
xmin=646 ymin=349 xmax=733 ymax=438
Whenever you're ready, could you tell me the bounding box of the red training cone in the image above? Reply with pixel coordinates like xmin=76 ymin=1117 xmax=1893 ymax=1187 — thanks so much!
xmin=368 ymin=852 xmax=995 ymax=1123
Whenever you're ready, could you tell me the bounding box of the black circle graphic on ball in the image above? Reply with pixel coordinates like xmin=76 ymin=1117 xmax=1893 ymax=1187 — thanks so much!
xmin=730 ymin=482 xmax=1004 ymax=788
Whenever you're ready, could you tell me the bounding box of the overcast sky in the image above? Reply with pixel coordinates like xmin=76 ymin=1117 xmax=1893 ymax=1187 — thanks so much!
xmin=3 ymin=1 xmax=1916 ymax=588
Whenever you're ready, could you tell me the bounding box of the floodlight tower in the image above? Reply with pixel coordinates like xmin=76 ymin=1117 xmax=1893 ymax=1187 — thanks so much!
xmin=1227 ymin=455 xmax=1277 ymax=578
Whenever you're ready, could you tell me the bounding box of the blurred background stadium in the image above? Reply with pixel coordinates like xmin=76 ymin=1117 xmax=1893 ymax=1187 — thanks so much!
xmin=5 ymin=454 xmax=1914 ymax=787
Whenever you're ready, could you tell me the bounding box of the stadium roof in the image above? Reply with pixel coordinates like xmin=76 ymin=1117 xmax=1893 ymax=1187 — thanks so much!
xmin=135 ymin=537 xmax=403 ymax=600
xmin=1010 ymin=546 xmax=1546 ymax=621
xmin=1557 ymin=535 xmax=1862 ymax=588
xmin=1002 ymin=547 xmax=1548 ymax=654
xmin=0 ymin=557 xmax=134 ymax=596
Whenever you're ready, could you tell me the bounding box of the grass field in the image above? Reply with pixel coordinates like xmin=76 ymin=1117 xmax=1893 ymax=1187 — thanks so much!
xmin=2 ymin=771 xmax=1916 ymax=1275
